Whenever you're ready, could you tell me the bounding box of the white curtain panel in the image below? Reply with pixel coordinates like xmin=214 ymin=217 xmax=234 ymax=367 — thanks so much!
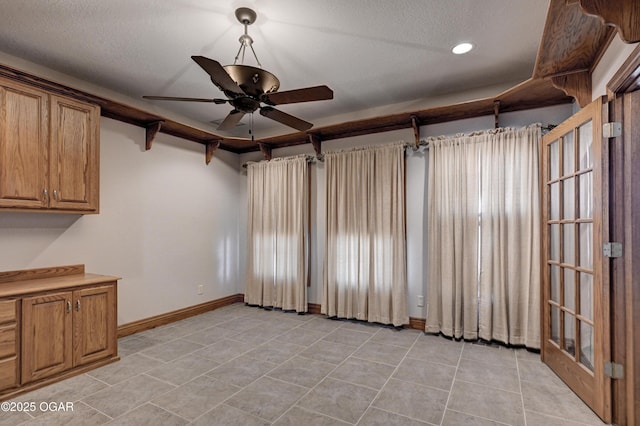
xmin=425 ymin=135 xmax=481 ymax=340
xmin=322 ymin=143 xmax=408 ymax=326
xmin=426 ymin=125 xmax=541 ymax=348
xmin=244 ymin=155 xmax=309 ymax=312
xmin=478 ymin=125 xmax=541 ymax=348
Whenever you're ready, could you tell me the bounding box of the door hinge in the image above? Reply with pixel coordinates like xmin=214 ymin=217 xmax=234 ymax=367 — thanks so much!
xmin=603 ymin=122 xmax=622 ymax=138
xmin=605 ymin=362 xmax=624 ymax=379
xmin=603 ymin=242 xmax=623 ymax=258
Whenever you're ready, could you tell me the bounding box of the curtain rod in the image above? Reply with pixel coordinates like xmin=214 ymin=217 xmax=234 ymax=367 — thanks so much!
xmin=241 ymin=154 xmax=317 ymax=169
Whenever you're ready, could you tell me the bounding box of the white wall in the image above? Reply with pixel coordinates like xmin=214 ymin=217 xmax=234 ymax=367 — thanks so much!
xmin=592 ymin=35 xmax=639 ymax=100
xmin=0 ymin=118 xmax=243 ymax=325
xmin=239 ymin=103 xmax=574 ymax=319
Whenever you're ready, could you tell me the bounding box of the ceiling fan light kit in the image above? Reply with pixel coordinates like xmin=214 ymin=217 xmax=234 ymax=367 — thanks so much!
xmin=143 ymin=7 xmax=333 ymax=135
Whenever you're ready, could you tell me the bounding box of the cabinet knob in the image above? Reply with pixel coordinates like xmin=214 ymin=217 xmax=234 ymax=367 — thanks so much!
xmin=66 ymin=300 xmax=71 ymax=313
xmin=53 ymin=190 xmax=58 ymax=201
xmin=43 ymin=189 xmax=49 ymax=202
xmin=76 ymin=300 xmax=81 ymax=311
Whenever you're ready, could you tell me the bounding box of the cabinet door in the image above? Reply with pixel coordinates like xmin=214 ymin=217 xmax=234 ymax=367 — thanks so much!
xmin=49 ymin=95 xmax=99 ymax=212
xmin=0 ymin=79 xmax=48 ymax=208
xmin=21 ymin=292 xmax=73 ymax=383
xmin=73 ymin=285 xmax=116 ymax=366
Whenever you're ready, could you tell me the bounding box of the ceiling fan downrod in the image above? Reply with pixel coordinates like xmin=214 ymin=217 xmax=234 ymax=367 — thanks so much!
xmin=234 ymin=7 xmax=262 ymax=68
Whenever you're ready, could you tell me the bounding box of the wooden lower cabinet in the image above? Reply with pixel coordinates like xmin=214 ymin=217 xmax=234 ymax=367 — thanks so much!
xmin=21 ymin=285 xmax=116 ymax=384
xmin=0 ymin=265 xmax=119 ymax=399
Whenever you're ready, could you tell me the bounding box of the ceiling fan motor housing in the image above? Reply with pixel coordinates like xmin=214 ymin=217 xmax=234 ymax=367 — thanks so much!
xmin=222 ymin=64 xmax=280 ymax=98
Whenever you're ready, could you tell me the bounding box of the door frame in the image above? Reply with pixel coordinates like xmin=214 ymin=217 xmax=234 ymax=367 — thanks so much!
xmin=606 ymin=44 xmax=640 ymax=426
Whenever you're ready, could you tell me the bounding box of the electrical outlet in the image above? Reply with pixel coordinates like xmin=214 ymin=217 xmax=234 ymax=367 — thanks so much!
xmin=417 ymin=295 xmax=424 ymax=307
xmin=197 ymin=284 xmax=204 ymax=295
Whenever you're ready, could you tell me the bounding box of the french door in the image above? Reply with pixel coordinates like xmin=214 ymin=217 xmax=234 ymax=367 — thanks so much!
xmin=541 ymin=96 xmax=611 ymax=422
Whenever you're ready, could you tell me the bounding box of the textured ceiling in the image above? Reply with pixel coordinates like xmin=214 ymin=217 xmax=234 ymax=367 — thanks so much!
xmin=0 ymin=0 xmax=550 ymax=139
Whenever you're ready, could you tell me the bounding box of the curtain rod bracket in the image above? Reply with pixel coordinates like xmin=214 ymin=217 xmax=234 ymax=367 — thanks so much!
xmin=410 ymin=115 xmax=420 ymax=149
xmin=493 ymin=100 xmax=500 ymax=129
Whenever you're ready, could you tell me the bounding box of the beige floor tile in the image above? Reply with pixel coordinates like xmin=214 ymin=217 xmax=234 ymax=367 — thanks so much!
xmin=181 ymin=325 xmax=232 ymax=345
xmin=460 ymin=343 xmax=517 ymax=369
xmin=13 ymin=401 xmax=109 ymax=426
xmin=192 ymin=338 xmax=254 ymax=363
xmin=151 ymin=375 xmax=241 ymax=420
xmin=330 ymin=357 xmax=395 ymax=390
xmin=447 ymin=380 xmax=524 ymax=425
xmin=108 ymin=403 xmax=187 ymax=425
xmin=299 ymin=341 xmax=356 ymax=365
xmin=225 ymin=376 xmax=308 ymax=422
xmin=456 ymin=358 xmax=520 ymax=393
xmin=369 ymin=327 xmax=421 ymax=348
xmin=357 ymin=407 xmax=430 ymax=425
xmin=372 ymin=378 xmax=448 ymax=425
xmin=268 ymin=355 xmax=336 ymax=388
xmin=274 ymin=406 xmax=351 ymax=425
xmin=87 ymin=353 xmax=164 ymax=385
xmin=81 ymin=374 xmax=176 ymax=419
xmin=206 ymin=354 xmax=278 ymax=387
xmin=191 ymin=403 xmax=269 ymax=426
xmin=393 ymin=357 xmax=456 ymax=391
xmin=145 ymin=353 xmax=219 ymax=386
xmin=322 ymin=328 xmax=373 ymax=347
xmin=352 ymin=341 xmax=410 ymax=366
xmin=406 ymin=335 xmax=462 ymax=366
xmin=525 ymin=410 xmax=603 ymax=426
xmin=298 ymin=377 xmax=378 ymax=424
xmin=139 ymin=339 xmax=204 ymax=362
xmin=244 ymin=340 xmax=305 ymax=364
xmin=273 ymin=327 xmax=328 ymax=346
xmin=520 ymin=380 xmax=606 ymax=425
xmin=442 ymin=409 xmax=508 ymax=425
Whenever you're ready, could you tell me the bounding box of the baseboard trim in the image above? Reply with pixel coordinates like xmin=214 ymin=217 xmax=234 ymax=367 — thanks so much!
xmin=117 ymin=293 xmax=244 ymax=337
xmin=308 ymin=303 xmax=321 ymax=315
xmin=408 ymin=317 xmax=426 ymax=331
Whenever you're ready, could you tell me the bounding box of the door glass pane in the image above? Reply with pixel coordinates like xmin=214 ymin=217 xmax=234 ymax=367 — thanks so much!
xmin=551 ymin=306 xmax=560 ymax=345
xmin=551 ymin=265 xmax=560 ymax=303
xmin=550 ymin=224 xmax=559 ymax=261
xmin=580 ymin=273 xmax=593 ymax=321
xmin=550 ymin=182 xmax=560 ymax=220
xmin=579 ymin=172 xmax=593 ymax=219
xmin=564 ymin=268 xmax=575 ymax=311
xmin=550 ymin=141 xmax=560 ymax=179
xmin=580 ymin=322 xmax=594 ymax=372
xmin=564 ymin=312 xmax=576 ymax=356
xmin=563 ymin=177 xmax=575 ymax=219
xmin=563 ymin=224 xmax=575 ymax=265
xmin=579 ymin=120 xmax=593 ymax=170
xmin=579 ymin=223 xmax=593 ymax=269
xmin=563 ymin=132 xmax=575 ymax=176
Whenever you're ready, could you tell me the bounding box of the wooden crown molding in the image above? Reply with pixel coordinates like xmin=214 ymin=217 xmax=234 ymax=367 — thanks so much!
xmin=576 ymin=0 xmax=640 ymax=44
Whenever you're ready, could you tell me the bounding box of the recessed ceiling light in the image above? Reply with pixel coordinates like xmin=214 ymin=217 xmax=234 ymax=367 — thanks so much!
xmin=452 ymin=42 xmax=473 ymax=55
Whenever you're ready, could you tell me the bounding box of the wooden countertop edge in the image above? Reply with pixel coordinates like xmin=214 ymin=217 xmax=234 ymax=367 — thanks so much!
xmin=0 ymin=273 xmax=121 ymax=298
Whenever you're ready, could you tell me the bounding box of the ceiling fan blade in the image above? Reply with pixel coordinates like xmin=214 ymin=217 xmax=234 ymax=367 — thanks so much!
xmin=260 ymin=107 xmax=313 ymax=131
xmin=142 ymin=95 xmax=227 ymax=104
xmin=262 ymin=85 xmax=333 ymax=105
xmin=217 ymin=109 xmax=246 ymax=131
xmin=191 ymin=55 xmax=244 ymax=96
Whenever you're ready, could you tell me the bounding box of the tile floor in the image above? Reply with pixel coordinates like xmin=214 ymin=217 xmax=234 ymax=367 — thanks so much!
xmin=3 ymin=303 xmax=607 ymax=425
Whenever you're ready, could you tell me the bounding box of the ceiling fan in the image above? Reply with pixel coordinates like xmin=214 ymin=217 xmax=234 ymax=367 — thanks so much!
xmin=143 ymin=7 xmax=333 ymax=133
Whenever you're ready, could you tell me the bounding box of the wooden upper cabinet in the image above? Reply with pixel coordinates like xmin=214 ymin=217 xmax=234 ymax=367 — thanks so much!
xmin=0 ymin=77 xmax=99 ymax=214
xmin=0 ymin=79 xmax=49 ymax=209
xmin=49 ymin=95 xmax=99 ymax=212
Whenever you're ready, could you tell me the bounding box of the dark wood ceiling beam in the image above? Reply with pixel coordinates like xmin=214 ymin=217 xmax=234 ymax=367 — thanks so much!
xmin=533 ymin=0 xmax=612 ymax=79
xmin=410 ymin=116 xmax=420 ymax=148
xmin=145 ymin=121 xmax=163 ymax=151
xmin=308 ymin=134 xmax=322 ymax=156
xmin=205 ymin=140 xmax=221 ymax=165
xmin=551 ymin=70 xmax=592 ymax=107
xmin=577 ymin=0 xmax=640 ymax=43
xmin=258 ymin=143 xmax=272 ymax=161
